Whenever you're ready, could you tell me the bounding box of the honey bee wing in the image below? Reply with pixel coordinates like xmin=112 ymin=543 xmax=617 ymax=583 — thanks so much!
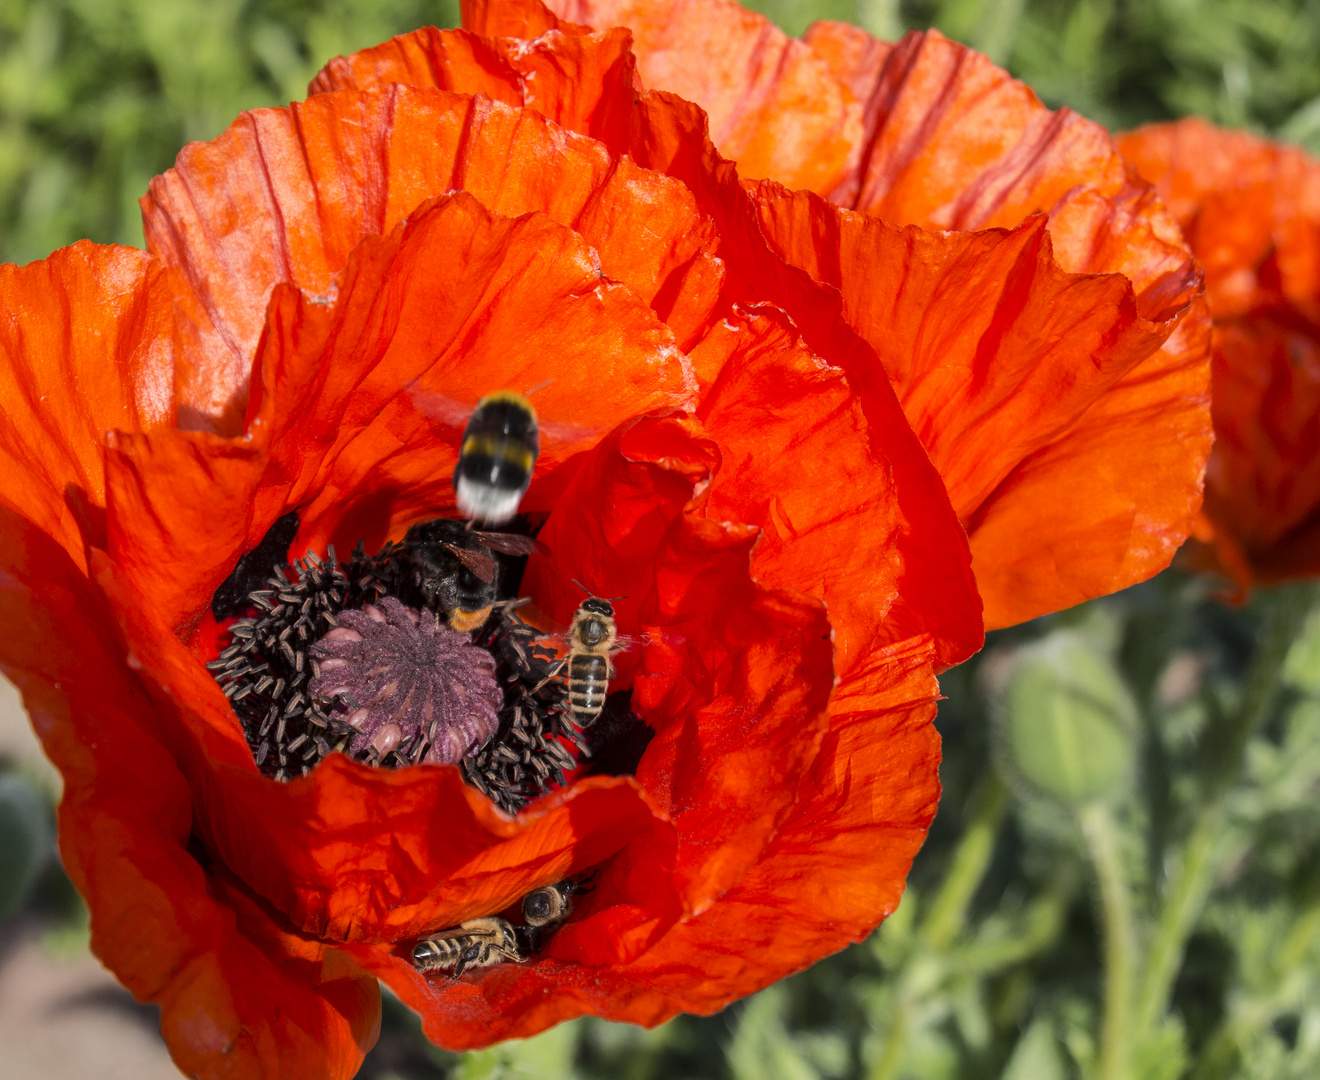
xmin=440 ymin=543 xmax=498 ymax=584
xmin=471 ymin=531 xmax=550 ymax=558
xmin=610 ymin=633 xmax=641 ymax=653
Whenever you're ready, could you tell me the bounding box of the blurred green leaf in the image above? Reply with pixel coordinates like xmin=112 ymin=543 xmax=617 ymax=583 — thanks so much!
xmin=1001 ymin=1017 xmax=1066 ymax=1080
xmin=0 ymin=769 xmax=52 ymax=918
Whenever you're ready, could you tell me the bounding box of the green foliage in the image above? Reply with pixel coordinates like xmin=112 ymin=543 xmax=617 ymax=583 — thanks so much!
xmin=0 ymin=768 xmax=51 ymax=917
xmin=0 ymin=0 xmax=457 ymax=262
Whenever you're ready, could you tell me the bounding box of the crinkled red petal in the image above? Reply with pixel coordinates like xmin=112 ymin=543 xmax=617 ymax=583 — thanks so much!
xmin=749 ymin=183 xmax=1210 ymax=627
xmin=1118 ymin=118 xmax=1320 ymax=324
xmin=1201 ymin=315 xmax=1320 ymax=581
xmin=113 ymin=192 xmax=695 ymax=635
xmin=342 ymin=635 xmax=938 ymax=1047
xmin=692 ymin=302 xmax=980 ymax=674
xmin=524 ymin=412 xmax=836 ymax=914
xmin=143 ymin=85 xmax=715 ymax=431
xmin=0 ymin=243 xmax=176 ymax=569
xmin=1118 ymin=119 xmax=1320 ymax=586
xmin=0 ymin=509 xmax=378 ymax=1080
xmin=539 ymin=0 xmax=862 ymax=194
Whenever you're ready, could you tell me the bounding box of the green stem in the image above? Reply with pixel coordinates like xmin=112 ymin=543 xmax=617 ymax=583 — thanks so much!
xmin=1080 ymin=803 xmax=1135 ymax=1080
xmin=1134 ymin=812 xmax=1220 ymax=1034
xmin=1207 ymin=584 xmax=1317 ymax=798
xmin=867 ymin=1005 xmax=909 ymax=1080
xmin=922 ymin=774 xmax=1008 ymax=951
xmin=1138 ymin=585 xmax=1317 ymax=1035
xmin=866 ymin=776 xmax=1008 ymax=1080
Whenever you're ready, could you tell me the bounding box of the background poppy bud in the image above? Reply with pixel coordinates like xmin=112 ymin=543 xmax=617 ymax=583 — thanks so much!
xmin=994 ymin=632 xmax=1138 ymax=806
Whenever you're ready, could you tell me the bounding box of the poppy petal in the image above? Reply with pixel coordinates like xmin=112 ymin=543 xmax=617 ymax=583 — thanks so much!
xmin=692 ymin=302 xmax=981 ymax=674
xmin=143 ymin=84 xmax=718 ymax=433
xmin=0 ymin=243 xmax=175 ymax=570
xmin=312 ymin=21 xmax=640 ymax=149
xmin=0 ymin=509 xmax=377 ymax=1080
xmin=1202 ymin=315 xmax=1320 ymax=581
xmin=523 ymin=411 xmax=837 ymax=912
xmin=111 ymin=192 xmax=695 ymax=635
xmin=1118 ymin=118 xmax=1320 ymax=324
xmin=535 ymin=0 xmax=863 ymax=194
xmin=1118 ymin=119 xmax=1320 ymax=586
xmin=749 ymin=183 xmax=1210 ymax=627
xmin=342 ymin=635 xmax=938 ymax=1047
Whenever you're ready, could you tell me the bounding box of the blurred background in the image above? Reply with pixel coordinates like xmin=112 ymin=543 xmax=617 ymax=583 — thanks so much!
xmin=2 ymin=1 xmax=1320 ymax=1078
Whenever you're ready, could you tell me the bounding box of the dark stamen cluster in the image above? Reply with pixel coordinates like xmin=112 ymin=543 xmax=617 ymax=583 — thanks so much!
xmin=208 ymin=549 xmax=349 ymax=781
xmin=466 ymin=611 xmax=591 ymax=814
xmin=209 ymin=531 xmax=588 ymax=805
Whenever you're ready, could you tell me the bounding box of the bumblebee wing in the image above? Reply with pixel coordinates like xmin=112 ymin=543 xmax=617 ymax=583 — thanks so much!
xmin=403 ymin=383 xmax=475 ymax=433
xmin=610 ymin=634 xmax=641 ymax=653
xmin=441 ymin=543 xmax=497 ymax=584
xmin=472 ymin=531 xmax=550 ymax=558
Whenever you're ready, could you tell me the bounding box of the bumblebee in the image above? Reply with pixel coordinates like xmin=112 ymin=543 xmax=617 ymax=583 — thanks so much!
xmin=453 ymin=392 xmax=540 ymax=525
xmin=411 ymin=917 xmax=523 ymax=976
xmin=403 ymin=518 xmax=543 ymax=632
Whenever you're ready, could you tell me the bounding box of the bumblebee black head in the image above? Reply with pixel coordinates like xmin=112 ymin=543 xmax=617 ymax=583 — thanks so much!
xmin=579 ymin=597 xmax=614 ymax=618
xmin=453 ymin=391 xmax=539 ymax=524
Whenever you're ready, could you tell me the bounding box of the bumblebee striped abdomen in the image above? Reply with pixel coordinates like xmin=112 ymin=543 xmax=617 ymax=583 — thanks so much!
xmin=453 ymin=391 xmax=540 ymax=524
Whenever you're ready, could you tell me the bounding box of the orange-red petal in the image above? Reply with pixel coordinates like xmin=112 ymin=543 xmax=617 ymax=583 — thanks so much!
xmin=749 ymin=183 xmax=1210 ymax=626
xmin=111 ymin=192 xmax=695 ymax=635
xmin=541 ymin=0 xmax=863 ymax=194
xmin=0 ymin=243 xmax=175 ymax=569
xmin=1119 ymin=119 xmax=1320 ymax=587
xmin=526 ymin=0 xmax=1211 ymax=626
xmin=143 ymin=85 xmax=714 ymax=432
xmin=0 ymin=508 xmax=378 ymax=1080
xmin=693 ymin=302 xmax=980 ymax=673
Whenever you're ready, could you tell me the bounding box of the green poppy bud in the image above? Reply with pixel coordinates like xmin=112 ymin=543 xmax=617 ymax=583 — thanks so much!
xmin=995 ymin=631 xmax=1137 ymax=806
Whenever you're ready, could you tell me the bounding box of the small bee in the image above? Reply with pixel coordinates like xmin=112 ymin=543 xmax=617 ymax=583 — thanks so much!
xmin=453 ymin=391 xmax=540 ymax=524
xmin=515 ymin=876 xmax=595 ymax=954
xmin=403 ymin=518 xmax=544 ymax=632
xmin=538 ymin=588 xmax=625 ymax=727
xmin=411 ymin=917 xmax=523 ymax=976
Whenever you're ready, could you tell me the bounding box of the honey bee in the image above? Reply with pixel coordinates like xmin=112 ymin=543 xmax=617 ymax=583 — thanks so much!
xmin=403 ymin=518 xmax=544 ymax=632
xmin=515 ymin=876 xmax=595 ymax=954
xmin=411 ymin=917 xmax=523 ymax=976
xmin=453 ymin=391 xmax=540 ymax=525
xmin=537 ymin=590 xmax=625 ymax=727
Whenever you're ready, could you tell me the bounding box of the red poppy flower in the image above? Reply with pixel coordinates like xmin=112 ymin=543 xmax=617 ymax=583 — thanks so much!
xmin=535 ymin=0 xmax=1214 ymax=628
xmin=0 ymin=7 xmax=1210 ymax=1079
xmin=1117 ymin=118 xmax=1320 ymax=588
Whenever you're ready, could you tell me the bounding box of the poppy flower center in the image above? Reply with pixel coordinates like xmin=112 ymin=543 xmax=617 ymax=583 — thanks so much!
xmin=308 ymin=596 xmax=502 ymax=764
xmin=208 ymin=525 xmax=596 ymax=810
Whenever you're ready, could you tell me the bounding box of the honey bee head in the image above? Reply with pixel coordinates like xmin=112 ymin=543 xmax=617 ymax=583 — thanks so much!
xmin=572 ymin=599 xmax=614 ymax=648
xmin=522 ymin=882 xmax=572 ymax=927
